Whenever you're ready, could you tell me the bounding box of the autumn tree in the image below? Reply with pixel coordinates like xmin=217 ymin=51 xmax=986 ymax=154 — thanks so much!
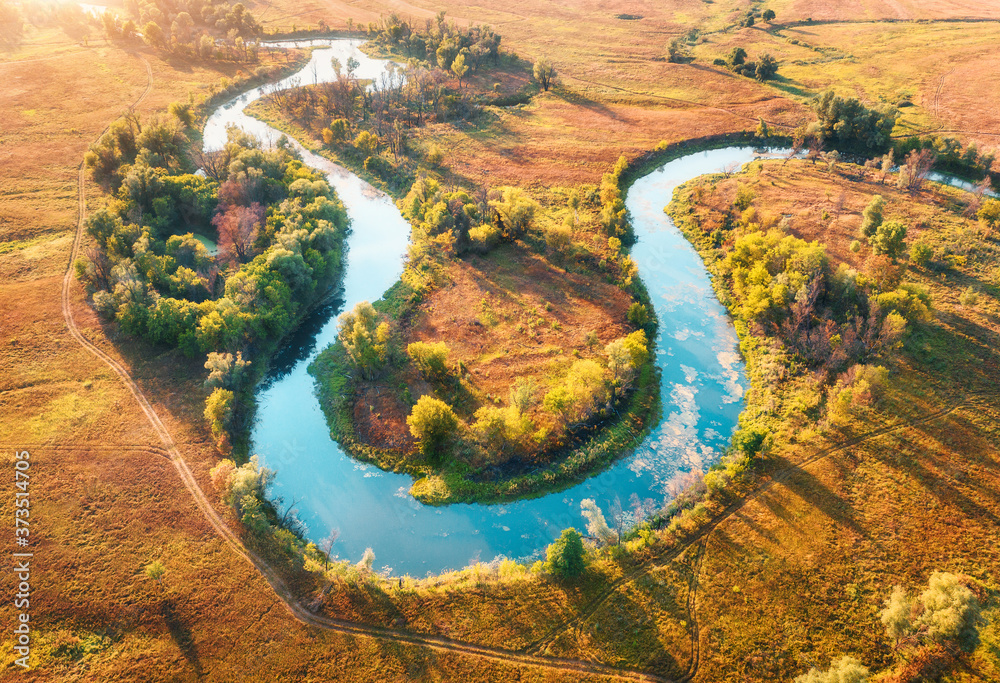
xmin=407 ymin=395 xmax=460 ymax=458
xmin=451 ymin=52 xmax=469 ymax=87
xmin=879 ymin=571 xmax=983 ymax=652
xmin=407 ymin=341 xmax=450 ymax=381
xmin=533 ymin=58 xmax=556 ymax=91
xmin=213 ymin=202 xmax=265 ymax=264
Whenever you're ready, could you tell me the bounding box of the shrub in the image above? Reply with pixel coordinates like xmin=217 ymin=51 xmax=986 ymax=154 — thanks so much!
xmin=425 ymin=143 xmax=444 ymax=166
xmin=794 ymin=656 xmax=869 ymax=683
xmin=978 ymin=198 xmax=1000 ymax=229
xmin=910 ymin=240 xmax=932 ymax=267
xmin=959 ymin=286 xmax=979 ymax=307
xmin=407 ymin=395 xmax=460 ymax=457
xmin=407 ymin=341 xmax=451 ymax=380
xmin=880 ymin=571 xmax=983 ymax=652
xmin=544 ymin=528 xmax=586 ymax=578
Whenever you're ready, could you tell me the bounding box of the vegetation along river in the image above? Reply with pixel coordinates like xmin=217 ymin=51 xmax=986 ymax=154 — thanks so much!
xmin=204 ymin=39 xmax=782 ymax=576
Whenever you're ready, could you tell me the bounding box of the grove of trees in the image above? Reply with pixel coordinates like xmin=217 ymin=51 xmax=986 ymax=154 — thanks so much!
xmin=78 ymin=121 xmax=350 ymax=446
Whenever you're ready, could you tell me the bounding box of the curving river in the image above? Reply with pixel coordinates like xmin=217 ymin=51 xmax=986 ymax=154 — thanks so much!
xmin=204 ymin=39 xmax=779 ymax=576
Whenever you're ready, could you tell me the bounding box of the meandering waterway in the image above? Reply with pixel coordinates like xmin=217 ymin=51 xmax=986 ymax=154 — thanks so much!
xmin=203 ymin=39 xmax=786 ymax=576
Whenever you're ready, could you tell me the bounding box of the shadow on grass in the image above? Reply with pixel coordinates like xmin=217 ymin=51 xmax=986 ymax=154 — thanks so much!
xmin=162 ymin=598 xmax=202 ymax=676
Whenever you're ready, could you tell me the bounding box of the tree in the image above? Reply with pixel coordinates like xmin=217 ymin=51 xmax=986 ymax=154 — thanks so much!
xmin=976 ymin=197 xmax=1000 ymax=230
xmin=755 ymin=117 xmax=771 ymax=139
xmin=628 ymin=302 xmax=649 ymax=327
xmin=794 ymin=656 xmax=869 ymax=683
xmin=168 ymin=102 xmax=194 ymax=127
xmin=727 ymin=46 xmax=747 ymax=66
xmin=204 ymin=388 xmax=234 ymax=439
xmin=897 ymin=148 xmax=934 ymax=191
xmin=142 ymin=21 xmax=165 ymax=48
xmin=357 ymin=547 xmax=375 ymax=572
xmin=870 ymin=220 xmax=907 ymax=259
xmin=213 ymin=202 xmax=264 ymax=264
xmin=763 ymin=8 xmax=776 ymax=21
xmin=533 ymin=58 xmax=556 ymax=91
xmin=667 ymin=37 xmax=689 ymax=63
xmin=860 ymin=195 xmax=884 ymax=239
xmin=204 ymin=351 xmax=251 ymax=390
xmin=580 ymin=498 xmax=616 ymax=544
xmin=491 ymin=187 xmax=538 ymax=238
xmin=544 ymin=528 xmax=586 ymax=578
xmin=755 ymin=53 xmax=779 ymax=80
xmin=144 ymin=560 xmax=166 ymax=586
xmin=451 ymin=52 xmax=469 ymax=87
xmin=812 ymin=90 xmax=898 ymax=154
xmin=353 ymin=130 xmax=379 ymax=157
xmin=407 ymin=396 xmax=459 ymax=458
xmin=407 ymin=341 xmax=450 ymax=381
xmin=338 ymin=301 xmax=390 ymax=380
xmin=910 ymin=240 xmax=933 ymax=267
xmin=879 ymin=572 xmax=983 ymax=652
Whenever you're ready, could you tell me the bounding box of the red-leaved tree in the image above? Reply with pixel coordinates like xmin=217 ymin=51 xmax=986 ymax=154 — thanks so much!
xmin=213 ymin=202 xmax=265 ymax=264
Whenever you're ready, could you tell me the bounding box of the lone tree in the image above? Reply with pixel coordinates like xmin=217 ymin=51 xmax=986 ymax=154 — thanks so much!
xmin=338 ymin=301 xmax=390 ymax=380
xmin=544 ymin=528 xmax=586 ymax=579
xmin=144 ymin=560 xmax=166 ymax=586
xmin=763 ymin=8 xmax=776 ymax=22
xmin=666 ymin=37 xmax=689 ymax=63
xmin=407 ymin=396 xmax=459 ymax=458
xmin=533 ymin=58 xmax=556 ymax=91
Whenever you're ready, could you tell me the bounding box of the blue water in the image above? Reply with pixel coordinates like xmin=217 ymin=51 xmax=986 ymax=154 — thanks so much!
xmin=205 ymin=39 xmax=775 ymax=576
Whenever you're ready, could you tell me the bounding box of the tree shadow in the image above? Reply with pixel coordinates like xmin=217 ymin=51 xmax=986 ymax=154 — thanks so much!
xmin=161 ymin=599 xmax=202 ymax=676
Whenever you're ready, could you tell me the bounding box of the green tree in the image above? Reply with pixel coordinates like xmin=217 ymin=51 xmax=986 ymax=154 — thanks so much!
xmin=168 ymin=101 xmax=194 ymax=127
xmin=407 ymin=341 xmax=450 ymax=381
xmin=910 ymin=240 xmax=932 ymax=267
xmin=627 ymin=302 xmax=649 ymax=327
xmin=728 ymin=47 xmax=747 ymax=66
xmin=978 ymin=197 xmax=1000 ymax=230
xmin=407 ymin=396 xmax=459 ymax=458
xmin=755 ymin=117 xmax=771 ymax=139
xmin=811 ymin=90 xmax=898 ymax=154
xmin=763 ymin=8 xmax=776 ymax=21
xmin=860 ymin=195 xmax=884 ymax=238
xmin=794 ymin=656 xmax=869 ymax=683
xmin=870 ymin=220 xmax=907 ymax=259
xmin=533 ymin=58 xmax=556 ymax=91
xmin=879 ymin=571 xmax=983 ymax=652
xmin=490 ymin=187 xmax=538 ymax=238
xmin=142 ymin=21 xmax=165 ymax=48
xmin=353 ymin=130 xmax=379 ymax=157
xmin=544 ymin=528 xmax=586 ymax=579
xmin=144 ymin=560 xmax=166 ymax=586
xmin=451 ymin=52 xmax=469 ymax=87
xmin=755 ymin=53 xmax=778 ymax=80
xmin=338 ymin=301 xmax=390 ymax=380
xmin=204 ymin=387 xmax=234 ymax=439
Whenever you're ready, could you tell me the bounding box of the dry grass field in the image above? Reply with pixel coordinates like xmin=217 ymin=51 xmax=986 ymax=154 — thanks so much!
xmin=3 ymin=0 xmax=1000 ymax=681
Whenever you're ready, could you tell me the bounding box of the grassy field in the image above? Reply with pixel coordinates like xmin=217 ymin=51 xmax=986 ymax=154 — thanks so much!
xmin=3 ymin=0 xmax=1000 ymax=681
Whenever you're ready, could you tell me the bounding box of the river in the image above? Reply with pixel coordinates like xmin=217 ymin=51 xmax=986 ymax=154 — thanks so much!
xmin=203 ymin=39 xmax=776 ymax=576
